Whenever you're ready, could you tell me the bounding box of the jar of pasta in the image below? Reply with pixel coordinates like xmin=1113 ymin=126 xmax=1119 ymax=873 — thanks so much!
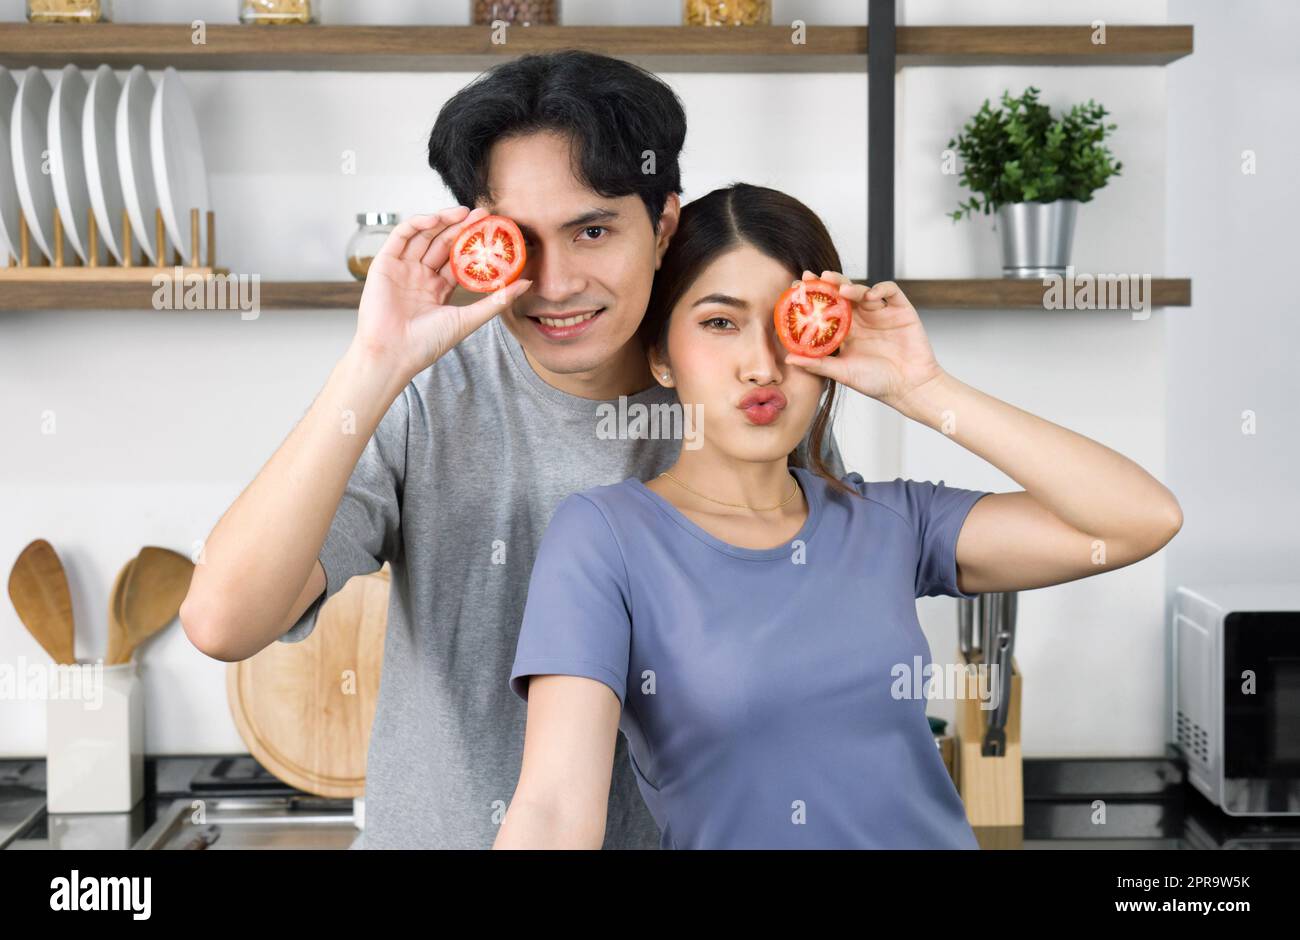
xmin=239 ymin=0 xmax=317 ymax=25
xmin=27 ymin=0 xmax=111 ymax=23
xmin=346 ymin=213 xmax=398 ymax=281
xmin=683 ymin=0 xmax=771 ymax=26
xmin=471 ymin=1 xmax=558 ymax=26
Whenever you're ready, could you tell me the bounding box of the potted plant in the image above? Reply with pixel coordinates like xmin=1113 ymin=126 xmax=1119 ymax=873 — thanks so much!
xmin=948 ymin=86 xmax=1122 ymax=278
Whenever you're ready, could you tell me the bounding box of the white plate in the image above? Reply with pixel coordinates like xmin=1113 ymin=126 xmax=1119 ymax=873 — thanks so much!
xmin=0 ymin=67 xmax=20 ymax=263
xmin=11 ymin=66 xmax=57 ymax=262
xmin=83 ymin=64 xmax=127 ymax=265
xmin=150 ymin=67 xmax=209 ymax=264
xmin=116 ymin=65 xmax=160 ymax=265
xmin=50 ymin=64 xmax=95 ymax=264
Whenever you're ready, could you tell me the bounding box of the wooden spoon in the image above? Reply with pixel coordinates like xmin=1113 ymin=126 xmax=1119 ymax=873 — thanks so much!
xmin=7 ymin=539 xmax=76 ymax=665
xmin=106 ymin=557 xmax=136 ymax=666
xmin=113 ymin=546 xmax=195 ymax=664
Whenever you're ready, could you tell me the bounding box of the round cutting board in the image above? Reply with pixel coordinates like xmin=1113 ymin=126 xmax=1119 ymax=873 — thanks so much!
xmin=227 ymin=564 xmax=389 ymax=798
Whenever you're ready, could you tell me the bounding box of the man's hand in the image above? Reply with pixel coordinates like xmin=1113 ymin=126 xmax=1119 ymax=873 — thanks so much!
xmin=353 ymin=205 xmax=532 ymax=380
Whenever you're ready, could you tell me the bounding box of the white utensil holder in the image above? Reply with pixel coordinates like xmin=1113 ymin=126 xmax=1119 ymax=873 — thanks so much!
xmin=46 ymin=660 xmax=144 ymax=814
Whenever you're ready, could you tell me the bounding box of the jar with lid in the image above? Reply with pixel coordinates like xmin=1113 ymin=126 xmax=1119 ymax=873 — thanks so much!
xmin=27 ymin=0 xmax=112 ymax=23
xmin=683 ymin=0 xmax=771 ymax=26
xmin=347 ymin=213 xmax=398 ymax=281
xmin=239 ymin=0 xmax=317 ymax=25
xmin=471 ymin=1 xmax=558 ymax=26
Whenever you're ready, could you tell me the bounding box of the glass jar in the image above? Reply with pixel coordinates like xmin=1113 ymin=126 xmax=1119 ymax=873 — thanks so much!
xmin=239 ymin=0 xmax=317 ymax=26
xmin=683 ymin=0 xmax=771 ymax=26
xmin=347 ymin=213 xmax=398 ymax=281
xmin=27 ymin=0 xmax=111 ymax=23
xmin=471 ymin=0 xmax=558 ymax=26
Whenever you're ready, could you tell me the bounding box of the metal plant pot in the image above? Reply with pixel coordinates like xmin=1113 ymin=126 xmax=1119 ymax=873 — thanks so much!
xmin=996 ymin=199 xmax=1078 ymax=278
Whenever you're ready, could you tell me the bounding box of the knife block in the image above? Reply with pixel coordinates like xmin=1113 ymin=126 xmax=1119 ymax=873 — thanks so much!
xmin=953 ymin=648 xmax=1022 ymax=828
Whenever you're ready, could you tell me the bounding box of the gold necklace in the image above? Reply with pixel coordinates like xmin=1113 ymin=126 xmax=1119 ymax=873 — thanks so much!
xmin=657 ymin=470 xmax=800 ymax=511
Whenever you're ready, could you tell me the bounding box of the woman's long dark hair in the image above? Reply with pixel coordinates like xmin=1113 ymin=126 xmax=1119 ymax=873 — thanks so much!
xmin=640 ymin=182 xmax=857 ymax=498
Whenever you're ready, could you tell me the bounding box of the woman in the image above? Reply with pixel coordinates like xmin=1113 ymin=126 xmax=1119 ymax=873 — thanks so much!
xmin=494 ymin=183 xmax=1182 ymax=850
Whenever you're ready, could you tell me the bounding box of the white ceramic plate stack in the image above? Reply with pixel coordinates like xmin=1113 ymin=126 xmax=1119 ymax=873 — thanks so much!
xmin=5 ymin=63 xmax=210 ymax=269
xmin=0 ymin=67 xmax=21 ymax=264
xmin=11 ymin=66 xmax=57 ymax=262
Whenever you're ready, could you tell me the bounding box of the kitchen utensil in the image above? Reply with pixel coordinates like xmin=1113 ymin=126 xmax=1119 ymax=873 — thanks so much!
xmin=954 ymin=644 xmax=1023 ymax=828
xmin=7 ymin=539 xmax=75 ymax=665
xmin=0 ymin=67 xmax=21 ymax=263
xmin=227 ymin=564 xmax=390 ymax=798
xmin=11 ymin=66 xmax=57 ymax=261
xmin=981 ymin=591 xmax=1019 ymax=756
xmin=106 ymin=556 xmax=135 ymax=666
xmin=116 ymin=65 xmax=160 ymax=264
xmin=150 ymin=67 xmax=210 ymax=262
xmin=977 ymin=589 xmax=997 ymax=664
xmin=114 ymin=546 xmax=194 ymax=664
xmin=83 ymin=64 xmax=128 ymax=265
xmin=957 ymin=596 xmax=975 ymax=658
xmin=49 ymin=64 xmax=95 ymax=264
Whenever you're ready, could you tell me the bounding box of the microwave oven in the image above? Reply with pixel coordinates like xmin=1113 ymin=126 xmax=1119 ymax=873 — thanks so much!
xmin=1172 ymin=582 xmax=1300 ymax=815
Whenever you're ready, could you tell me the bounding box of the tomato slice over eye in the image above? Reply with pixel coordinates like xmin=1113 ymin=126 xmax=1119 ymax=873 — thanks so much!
xmin=773 ymin=277 xmax=853 ymax=358
xmin=449 ymin=214 xmax=527 ymax=293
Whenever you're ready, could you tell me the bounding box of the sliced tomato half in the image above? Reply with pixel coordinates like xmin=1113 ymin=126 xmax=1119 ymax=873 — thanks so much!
xmin=773 ymin=277 xmax=853 ymax=358
xmin=449 ymin=214 xmax=527 ymax=293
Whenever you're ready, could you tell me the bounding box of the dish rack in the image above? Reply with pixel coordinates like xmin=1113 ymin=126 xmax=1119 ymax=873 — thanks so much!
xmin=0 ymin=204 xmax=225 ymax=280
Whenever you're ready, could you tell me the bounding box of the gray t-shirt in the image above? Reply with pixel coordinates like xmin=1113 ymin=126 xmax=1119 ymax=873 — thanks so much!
xmin=281 ymin=313 xmax=843 ymax=849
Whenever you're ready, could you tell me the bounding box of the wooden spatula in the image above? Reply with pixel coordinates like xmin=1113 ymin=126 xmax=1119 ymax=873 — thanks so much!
xmin=113 ymin=546 xmax=195 ymax=665
xmin=106 ymin=557 xmax=136 ymax=667
xmin=7 ymin=539 xmax=76 ymax=665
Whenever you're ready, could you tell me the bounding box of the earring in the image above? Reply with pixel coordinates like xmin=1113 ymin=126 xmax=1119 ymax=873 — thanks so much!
xmin=662 ymin=373 xmax=670 ymax=380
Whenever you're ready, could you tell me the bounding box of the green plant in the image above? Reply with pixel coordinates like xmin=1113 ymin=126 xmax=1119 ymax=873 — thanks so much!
xmin=947 ymin=86 xmax=1122 ymax=222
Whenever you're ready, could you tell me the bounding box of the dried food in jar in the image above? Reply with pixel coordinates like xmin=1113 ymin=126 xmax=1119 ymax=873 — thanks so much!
xmin=27 ymin=0 xmax=109 ymax=23
xmin=471 ymin=0 xmax=558 ymax=26
xmin=239 ymin=0 xmax=316 ymax=26
xmin=683 ymin=0 xmax=771 ymax=27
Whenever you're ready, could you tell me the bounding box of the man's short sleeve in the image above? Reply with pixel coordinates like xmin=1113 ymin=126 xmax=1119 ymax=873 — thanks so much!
xmin=279 ymin=386 xmax=409 ymax=643
xmin=509 ymin=494 xmax=632 ymax=708
xmin=849 ymin=473 xmax=991 ymax=599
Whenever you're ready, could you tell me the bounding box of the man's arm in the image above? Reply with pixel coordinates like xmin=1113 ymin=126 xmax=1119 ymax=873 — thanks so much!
xmin=180 ymin=206 xmax=533 ymax=662
xmin=180 ymin=348 xmax=406 ymax=662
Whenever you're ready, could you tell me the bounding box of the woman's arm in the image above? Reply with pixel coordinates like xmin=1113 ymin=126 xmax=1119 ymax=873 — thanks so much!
xmin=889 ymin=369 xmax=1181 ymax=593
xmin=784 ymin=273 xmax=1183 ymax=594
xmin=494 ymin=674 xmax=623 ymax=849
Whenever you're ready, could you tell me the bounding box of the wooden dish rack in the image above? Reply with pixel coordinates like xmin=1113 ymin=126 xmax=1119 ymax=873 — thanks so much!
xmin=0 ymin=205 xmax=227 ymax=280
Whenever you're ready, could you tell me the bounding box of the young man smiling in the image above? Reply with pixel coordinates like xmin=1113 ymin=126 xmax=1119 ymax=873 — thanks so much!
xmin=180 ymin=51 xmax=842 ymax=849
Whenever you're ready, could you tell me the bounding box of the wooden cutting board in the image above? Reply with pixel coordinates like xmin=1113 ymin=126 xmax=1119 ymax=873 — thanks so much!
xmin=226 ymin=564 xmax=389 ymax=798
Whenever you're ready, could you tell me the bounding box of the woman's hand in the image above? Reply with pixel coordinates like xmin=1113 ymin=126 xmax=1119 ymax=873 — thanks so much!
xmin=352 ymin=205 xmax=532 ymax=382
xmin=782 ymin=270 xmax=947 ymax=411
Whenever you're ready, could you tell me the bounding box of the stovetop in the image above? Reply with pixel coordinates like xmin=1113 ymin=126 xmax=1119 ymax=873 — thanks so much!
xmin=2 ymin=752 xmax=1299 ymax=849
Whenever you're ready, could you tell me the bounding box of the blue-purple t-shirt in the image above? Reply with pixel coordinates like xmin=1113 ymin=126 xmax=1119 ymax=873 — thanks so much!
xmin=509 ymin=467 xmax=991 ymax=849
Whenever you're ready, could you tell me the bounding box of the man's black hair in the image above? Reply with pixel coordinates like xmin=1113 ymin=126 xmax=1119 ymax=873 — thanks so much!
xmin=427 ymin=50 xmax=686 ymax=232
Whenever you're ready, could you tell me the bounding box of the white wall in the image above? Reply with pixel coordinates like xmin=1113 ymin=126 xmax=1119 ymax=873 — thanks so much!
xmin=1 ymin=1 xmax=1206 ymax=759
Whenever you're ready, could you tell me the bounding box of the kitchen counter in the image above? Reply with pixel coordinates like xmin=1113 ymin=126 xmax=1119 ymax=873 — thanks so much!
xmin=2 ymin=750 xmax=1298 ymax=849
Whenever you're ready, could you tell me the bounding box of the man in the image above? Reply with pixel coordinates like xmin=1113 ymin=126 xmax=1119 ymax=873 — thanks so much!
xmin=180 ymin=50 xmax=842 ymax=849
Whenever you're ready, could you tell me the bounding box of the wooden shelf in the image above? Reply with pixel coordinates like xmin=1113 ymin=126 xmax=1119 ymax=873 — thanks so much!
xmin=0 ymin=24 xmax=868 ymax=73
xmin=897 ymin=278 xmax=1191 ymax=309
xmin=897 ymin=25 xmax=1192 ymax=66
xmin=0 ymin=278 xmax=1191 ymax=311
xmin=0 ymin=23 xmax=1191 ymax=72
